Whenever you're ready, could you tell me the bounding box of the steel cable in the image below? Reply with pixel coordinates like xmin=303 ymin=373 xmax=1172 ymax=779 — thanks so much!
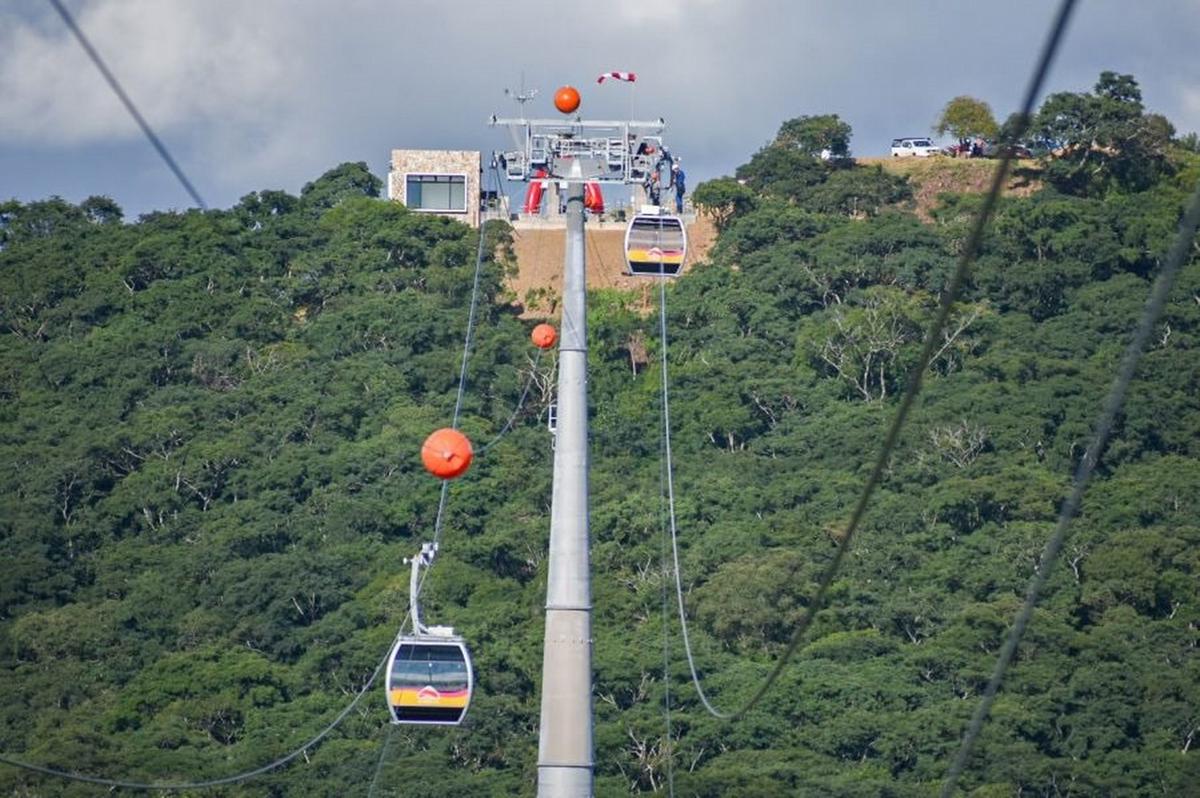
xmin=476 ymin=350 xmax=545 ymax=455
xmin=0 ymin=643 xmax=393 ymax=791
xmin=373 ymin=221 xmax=494 ymax=784
xmin=431 ymin=221 xmax=490 ymax=544
xmin=367 ymin=725 xmax=396 ymax=798
xmin=939 ymin=170 xmax=1200 ymax=798
xmin=658 ymin=273 xmax=727 ymax=718
xmin=303 ymin=162 xmax=502 ymax=798
xmin=658 ymin=0 xmax=1078 ymax=720
xmin=657 ymin=394 xmax=677 ymax=797
xmin=47 ymin=0 xmax=207 ymax=209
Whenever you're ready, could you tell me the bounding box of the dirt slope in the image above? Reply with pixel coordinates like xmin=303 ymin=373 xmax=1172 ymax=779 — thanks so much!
xmin=859 ymin=156 xmax=1042 ymax=220
xmin=508 ymin=215 xmax=716 ymax=316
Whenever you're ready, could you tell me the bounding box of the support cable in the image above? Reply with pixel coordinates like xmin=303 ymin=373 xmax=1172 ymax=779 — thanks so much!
xmin=477 ymin=349 xmax=544 ymax=454
xmin=367 ymin=725 xmax=396 ymax=798
xmin=46 ymin=0 xmax=208 ymax=210
xmin=659 ymin=0 xmax=1077 ymax=721
xmin=939 ymin=172 xmax=1200 ymax=798
xmin=657 ymin=273 xmax=726 ymax=718
xmin=451 ymin=221 xmax=489 ymax=429
xmin=451 ymin=160 xmax=549 ymax=453
xmin=367 ymin=224 xmax=489 ymax=778
xmin=430 ymin=220 xmax=491 ymax=544
xmin=372 ymin=236 xmax=492 ymax=778
xmin=658 ymin=401 xmax=676 ymax=798
xmin=0 ymin=642 xmax=394 ymax=790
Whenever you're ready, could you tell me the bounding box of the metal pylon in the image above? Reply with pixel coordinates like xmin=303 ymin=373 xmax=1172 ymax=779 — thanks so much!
xmin=536 ymin=167 xmax=592 ymax=797
xmin=489 ymin=107 xmax=672 ymax=798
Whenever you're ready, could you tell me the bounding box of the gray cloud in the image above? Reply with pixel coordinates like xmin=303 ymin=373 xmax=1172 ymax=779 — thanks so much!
xmin=1 ymin=0 xmax=1197 ymax=215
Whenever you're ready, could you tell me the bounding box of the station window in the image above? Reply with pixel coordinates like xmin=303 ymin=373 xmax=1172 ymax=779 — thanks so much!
xmin=405 ymin=174 xmax=467 ymax=213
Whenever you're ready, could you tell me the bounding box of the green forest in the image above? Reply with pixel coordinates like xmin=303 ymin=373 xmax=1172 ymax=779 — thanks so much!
xmin=2 ymin=73 xmax=1198 ymax=796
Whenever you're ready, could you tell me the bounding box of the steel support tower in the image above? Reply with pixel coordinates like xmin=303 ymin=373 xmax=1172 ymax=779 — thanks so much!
xmin=491 ymin=108 xmax=669 ymax=798
xmin=538 ymin=171 xmax=591 ymax=797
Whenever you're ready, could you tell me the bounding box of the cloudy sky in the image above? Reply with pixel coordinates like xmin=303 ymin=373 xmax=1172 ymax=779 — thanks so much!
xmin=2 ymin=0 xmax=1198 ymax=217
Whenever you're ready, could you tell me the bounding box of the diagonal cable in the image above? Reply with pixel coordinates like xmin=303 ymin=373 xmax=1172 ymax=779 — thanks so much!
xmin=477 ymin=349 xmax=544 ymax=454
xmin=367 ymin=725 xmax=397 ymax=798
xmin=659 ymin=272 xmax=725 ymax=717
xmin=365 ymin=223 xmax=492 ymax=785
xmin=939 ymin=171 xmax=1200 ymax=798
xmin=0 ymin=640 xmax=395 ymax=790
xmin=660 ymin=0 xmax=1078 ymax=720
xmin=658 ymin=387 xmax=676 ymax=798
xmin=47 ymin=0 xmax=208 ymax=209
xmin=430 ymin=220 xmax=491 ymax=545
xmin=369 ymin=219 xmax=493 ymax=786
xmin=450 ymin=220 xmax=490 ymax=429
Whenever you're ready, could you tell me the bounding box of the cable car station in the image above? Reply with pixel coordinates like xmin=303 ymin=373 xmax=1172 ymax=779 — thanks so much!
xmin=491 ymin=110 xmax=689 ymax=279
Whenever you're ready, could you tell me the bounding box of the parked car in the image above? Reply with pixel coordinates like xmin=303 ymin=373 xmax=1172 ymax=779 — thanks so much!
xmin=891 ymin=137 xmax=941 ymax=157
xmin=982 ymin=141 xmax=1034 ymax=159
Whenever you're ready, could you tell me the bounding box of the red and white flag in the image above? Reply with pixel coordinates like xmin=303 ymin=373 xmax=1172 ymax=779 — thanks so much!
xmin=597 ymin=71 xmax=637 ymax=84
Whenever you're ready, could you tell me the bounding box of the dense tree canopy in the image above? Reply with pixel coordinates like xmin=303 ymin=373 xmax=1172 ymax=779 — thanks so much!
xmin=2 ymin=77 xmax=1199 ymax=796
xmin=1034 ymin=72 xmax=1176 ymax=194
xmin=775 ymin=114 xmax=854 ymax=158
xmin=709 ymin=134 xmax=910 ymax=222
xmin=690 ymin=177 xmax=757 ymax=231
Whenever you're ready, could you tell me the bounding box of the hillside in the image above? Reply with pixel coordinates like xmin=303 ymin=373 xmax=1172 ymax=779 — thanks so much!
xmin=507 ymin=216 xmax=716 ymax=315
xmin=2 ymin=79 xmax=1200 ymax=796
xmin=503 ymin=159 xmax=1023 ymax=305
xmin=862 ymin=156 xmax=1042 ymax=219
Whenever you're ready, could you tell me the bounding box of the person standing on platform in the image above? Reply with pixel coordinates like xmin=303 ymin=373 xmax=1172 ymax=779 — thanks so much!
xmin=670 ymin=162 xmax=686 ymax=214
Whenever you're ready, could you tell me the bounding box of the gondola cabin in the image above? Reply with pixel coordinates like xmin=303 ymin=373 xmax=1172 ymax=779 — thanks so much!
xmin=386 ymin=633 xmax=473 ymax=725
xmin=624 ymin=211 xmax=687 ymax=277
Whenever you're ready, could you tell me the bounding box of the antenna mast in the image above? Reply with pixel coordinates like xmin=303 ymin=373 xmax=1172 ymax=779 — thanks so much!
xmin=503 ymin=73 xmax=539 ymax=109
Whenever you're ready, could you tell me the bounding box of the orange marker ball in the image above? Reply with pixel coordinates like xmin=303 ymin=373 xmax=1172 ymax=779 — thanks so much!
xmin=531 ymin=323 xmax=558 ymax=350
xmin=554 ymin=85 xmax=581 ymax=114
xmin=421 ymin=428 xmax=474 ymax=480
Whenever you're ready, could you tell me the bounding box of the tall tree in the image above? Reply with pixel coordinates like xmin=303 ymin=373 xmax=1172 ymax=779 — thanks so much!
xmin=691 ymin=177 xmax=757 ymax=230
xmin=299 ymin=161 xmax=383 ymax=212
xmin=774 ymin=114 xmax=853 ymax=158
xmin=934 ymin=96 xmax=999 ymax=144
xmin=1034 ymin=71 xmax=1174 ymax=194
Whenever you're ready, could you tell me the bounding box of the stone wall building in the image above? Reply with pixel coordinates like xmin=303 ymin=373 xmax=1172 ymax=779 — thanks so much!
xmin=388 ymin=150 xmax=482 ymax=228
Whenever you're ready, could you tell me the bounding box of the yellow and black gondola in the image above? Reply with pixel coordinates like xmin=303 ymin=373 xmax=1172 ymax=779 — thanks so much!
xmin=386 ymin=633 xmax=473 ymax=725
xmin=624 ymin=212 xmax=687 ymax=277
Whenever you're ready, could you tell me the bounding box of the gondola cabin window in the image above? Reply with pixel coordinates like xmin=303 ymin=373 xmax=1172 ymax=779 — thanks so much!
xmin=405 ymin=174 xmax=467 ymax=213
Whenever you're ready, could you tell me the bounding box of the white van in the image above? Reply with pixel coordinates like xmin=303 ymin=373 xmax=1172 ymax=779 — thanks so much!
xmin=890 ymin=138 xmax=940 ymax=157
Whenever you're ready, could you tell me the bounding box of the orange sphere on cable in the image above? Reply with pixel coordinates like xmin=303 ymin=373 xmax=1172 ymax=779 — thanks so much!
xmin=421 ymin=428 xmax=474 ymax=480
xmin=531 ymin=323 xmax=558 ymax=350
xmin=554 ymin=85 xmax=581 ymax=114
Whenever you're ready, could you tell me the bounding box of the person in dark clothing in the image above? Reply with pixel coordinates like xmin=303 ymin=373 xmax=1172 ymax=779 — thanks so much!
xmin=645 ymin=171 xmax=662 ymax=206
xmin=670 ymin=163 xmax=686 ymax=214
